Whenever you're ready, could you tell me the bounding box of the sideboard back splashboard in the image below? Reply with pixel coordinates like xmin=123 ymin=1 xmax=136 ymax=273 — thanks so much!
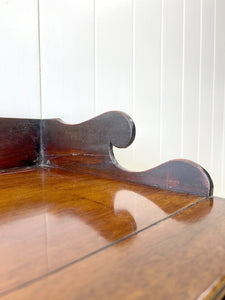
xmin=1 ymin=111 xmax=225 ymax=300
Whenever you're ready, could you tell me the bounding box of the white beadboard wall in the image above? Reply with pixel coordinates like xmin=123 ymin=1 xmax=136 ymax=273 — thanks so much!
xmin=1 ymin=0 xmax=225 ymax=196
xmin=0 ymin=0 xmax=40 ymax=118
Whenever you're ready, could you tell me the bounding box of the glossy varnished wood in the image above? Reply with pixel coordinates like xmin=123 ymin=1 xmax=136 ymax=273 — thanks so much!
xmin=0 ymin=113 xmax=222 ymax=299
xmin=3 ymin=196 xmax=225 ymax=300
xmin=0 ymin=167 xmax=204 ymax=296
xmin=42 ymin=112 xmax=213 ymax=196
xmin=0 ymin=113 xmax=213 ymax=196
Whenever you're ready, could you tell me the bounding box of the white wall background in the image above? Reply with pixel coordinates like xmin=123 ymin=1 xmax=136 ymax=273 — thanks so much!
xmin=1 ymin=0 xmax=225 ymax=196
xmin=0 ymin=0 xmax=40 ymax=118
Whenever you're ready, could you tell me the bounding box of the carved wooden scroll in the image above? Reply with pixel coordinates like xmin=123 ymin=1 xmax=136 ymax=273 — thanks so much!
xmin=42 ymin=111 xmax=213 ymax=197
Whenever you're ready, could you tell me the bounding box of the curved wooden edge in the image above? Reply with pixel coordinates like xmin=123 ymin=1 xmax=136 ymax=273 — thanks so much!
xmin=197 ymin=273 xmax=225 ymax=300
xmin=42 ymin=111 xmax=213 ymax=197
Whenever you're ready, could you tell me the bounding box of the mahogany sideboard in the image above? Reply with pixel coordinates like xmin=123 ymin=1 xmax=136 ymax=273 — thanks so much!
xmin=0 ymin=111 xmax=224 ymax=300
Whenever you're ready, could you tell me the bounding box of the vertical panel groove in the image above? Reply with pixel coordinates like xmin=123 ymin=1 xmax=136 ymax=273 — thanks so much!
xmin=132 ymin=0 xmax=135 ymax=119
xmin=131 ymin=0 xmax=135 ymax=161
xmin=37 ymin=0 xmax=42 ymax=119
xmin=181 ymin=0 xmax=186 ymax=157
xmin=210 ymin=0 xmax=217 ymax=171
xmin=159 ymin=0 xmax=164 ymax=163
xmin=93 ymin=0 xmax=97 ymax=115
xmin=197 ymin=0 xmax=203 ymax=161
xmin=221 ymin=80 xmax=225 ymax=191
xmin=161 ymin=0 xmax=183 ymax=162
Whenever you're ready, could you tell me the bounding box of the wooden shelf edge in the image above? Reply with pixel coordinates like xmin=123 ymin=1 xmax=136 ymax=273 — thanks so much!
xmin=0 ymin=112 xmax=213 ymax=196
xmin=41 ymin=111 xmax=213 ymax=197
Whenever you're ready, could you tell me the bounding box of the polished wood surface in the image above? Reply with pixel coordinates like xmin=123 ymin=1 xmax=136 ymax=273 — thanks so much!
xmin=2 ymin=191 xmax=225 ymax=300
xmin=0 ymin=114 xmax=223 ymax=299
xmin=42 ymin=112 xmax=213 ymax=196
xmin=0 ymin=167 xmax=205 ymax=297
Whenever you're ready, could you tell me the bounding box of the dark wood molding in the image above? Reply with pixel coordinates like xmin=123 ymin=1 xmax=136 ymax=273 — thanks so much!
xmin=41 ymin=111 xmax=213 ymax=196
xmin=0 ymin=118 xmax=40 ymax=170
xmin=0 ymin=112 xmax=213 ymax=196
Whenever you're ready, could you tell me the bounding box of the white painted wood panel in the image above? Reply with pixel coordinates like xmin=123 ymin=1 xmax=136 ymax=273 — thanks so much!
xmin=133 ymin=0 xmax=161 ymax=170
xmin=0 ymin=0 xmax=40 ymax=118
xmin=212 ymin=0 xmax=225 ymax=196
xmin=95 ymin=0 xmax=133 ymax=116
xmin=160 ymin=0 xmax=183 ymax=162
xmin=198 ymin=0 xmax=214 ymax=174
xmin=182 ymin=0 xmax=200 ymax=161
xmin=39 ymin=0 xmax=94 ymax=123
xmin=95 ymin=0 xmax=133 ymax=168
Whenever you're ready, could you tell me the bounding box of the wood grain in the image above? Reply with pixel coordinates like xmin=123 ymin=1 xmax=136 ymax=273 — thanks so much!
xmin=0 ymin=118 xmax=40 ymax=169
xmin=0 ymin=113 xmax=213 ymax=196
xmin=0 ymin=113 xmax=220 ymax=299
xmin=3 ymin=197 xmax=225 ymax=300
xmin=0 ymin=167 xmax=203 ymax=296
xmin=42 ymin=111 xmax=213 ymax=196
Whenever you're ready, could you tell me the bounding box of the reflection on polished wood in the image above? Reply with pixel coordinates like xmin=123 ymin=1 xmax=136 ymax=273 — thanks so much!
xmin=0 ymin=167 xmax=205 ymax=297
xmin=3 ymin=197 xmax=225 ymax=300
xmin=0 ymin=112 xmax=220 ymax=299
